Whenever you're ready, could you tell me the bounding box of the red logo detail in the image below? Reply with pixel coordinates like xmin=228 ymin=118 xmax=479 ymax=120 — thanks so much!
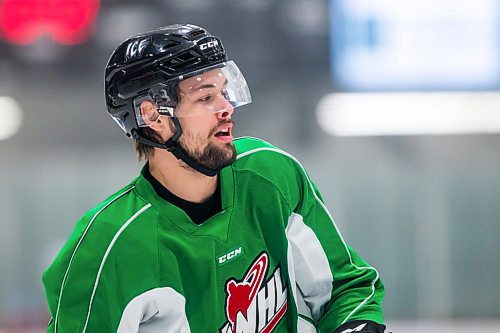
xmin=220 ymin=252 xmax=288 ymax=333
xmin=226 ymin=253 xmax=268 ymax=326
xmin=0 ymin=0 xmax=101 ymax=45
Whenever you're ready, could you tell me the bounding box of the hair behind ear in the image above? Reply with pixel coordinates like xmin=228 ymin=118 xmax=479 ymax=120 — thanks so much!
xmin=134 ymin=127 xmax=161 ymax=161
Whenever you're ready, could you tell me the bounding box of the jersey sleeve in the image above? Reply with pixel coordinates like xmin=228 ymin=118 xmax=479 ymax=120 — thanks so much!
xmin=42 ymin=195 xmax=165 ymax=332
xmin=43 ymin=214 xmax=121 ymax=332
xmin=285 ymin=159 xmax=385 ymax=333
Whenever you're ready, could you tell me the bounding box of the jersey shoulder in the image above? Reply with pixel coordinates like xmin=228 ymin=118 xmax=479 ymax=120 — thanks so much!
xmin=234 ymin=136 xmax=297 ymax=173
xmin=234 ymin=136 xmax=277 ymax=154
xmin=81 ymin=181 xmax=141 ymax=227
xmin=43 ymin=178 xmax=156 ymax=285
xmin=233 ymin=136 xmax=307 ymax=200
xmin=54 ymin=178 xmax=151 ymax=265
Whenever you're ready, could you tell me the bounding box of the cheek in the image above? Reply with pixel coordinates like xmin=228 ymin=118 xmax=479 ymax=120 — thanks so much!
xmin=179 ymin=117 xmax=216 ymax=140
xmin=184 ymin=115 xmax=217 ymax=132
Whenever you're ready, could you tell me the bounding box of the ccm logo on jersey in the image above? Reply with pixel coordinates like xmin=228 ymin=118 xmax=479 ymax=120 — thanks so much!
xmin=218 ymin=246 xmax=244 ymax=266
xmin=219 ymin=252 xmax=287 ymax=333
xmin=199 ymin=39 xmax=219 ymax=50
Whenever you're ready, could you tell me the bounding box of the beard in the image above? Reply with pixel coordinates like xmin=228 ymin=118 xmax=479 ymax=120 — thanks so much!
xmin=173 ymin=121 xmax=237 ymax=172
xmin=187 ymin=141 xmax=236 ymax=170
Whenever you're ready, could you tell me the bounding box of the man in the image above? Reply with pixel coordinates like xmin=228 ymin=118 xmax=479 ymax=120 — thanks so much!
xmin=43 ymin=24 xmax=386 ymax=333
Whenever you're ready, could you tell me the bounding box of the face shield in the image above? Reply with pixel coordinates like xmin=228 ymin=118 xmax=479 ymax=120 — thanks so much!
xmin=133 ymin=60 xmax=251 ymax=125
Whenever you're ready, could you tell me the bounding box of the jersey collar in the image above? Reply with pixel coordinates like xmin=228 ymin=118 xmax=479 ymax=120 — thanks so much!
xmin=133 ymin=163 xmax=235 ymax=240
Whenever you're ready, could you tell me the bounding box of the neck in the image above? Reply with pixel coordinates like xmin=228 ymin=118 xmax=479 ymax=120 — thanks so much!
xmin=147 ymin=148 xmax=218 ymax=203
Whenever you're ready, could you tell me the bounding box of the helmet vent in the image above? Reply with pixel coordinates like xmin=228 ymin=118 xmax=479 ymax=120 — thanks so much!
xmin=162 ymin=41 xmax=179 ymax=49
xmin=158 ymin=50 xmax=202 ymax=73
xmin=189 ymin=29 xmax=206 ymax=37
xmin=177 ymin=52 xmax=197 ymax=61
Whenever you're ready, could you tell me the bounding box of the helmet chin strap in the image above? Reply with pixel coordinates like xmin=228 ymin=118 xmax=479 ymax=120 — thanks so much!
xmin=131 ymin=116 xmax=220 ymax=177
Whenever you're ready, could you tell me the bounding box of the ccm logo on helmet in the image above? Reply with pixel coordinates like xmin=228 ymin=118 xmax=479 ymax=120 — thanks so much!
xmin=199 ymin=39 xmax=219 ymax=50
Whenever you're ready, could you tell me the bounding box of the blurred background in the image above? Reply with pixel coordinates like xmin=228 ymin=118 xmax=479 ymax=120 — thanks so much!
xmin=0 ymin=0 xmax=499 ymax=332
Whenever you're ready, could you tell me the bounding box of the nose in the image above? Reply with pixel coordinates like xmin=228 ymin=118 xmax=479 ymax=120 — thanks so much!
xmin=215 ymin=98 xmax=234 ymax=120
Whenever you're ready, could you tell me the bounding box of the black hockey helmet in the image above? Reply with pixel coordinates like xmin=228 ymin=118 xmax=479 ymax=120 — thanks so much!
xmin=104 ymin=23 xmax=250 ymax=136
xmin=104 ymin=24 xmax=251 ymax=176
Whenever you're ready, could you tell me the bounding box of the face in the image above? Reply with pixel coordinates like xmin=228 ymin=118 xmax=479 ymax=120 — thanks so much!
xmin=172 ymin=68 xmax=236 ymax=171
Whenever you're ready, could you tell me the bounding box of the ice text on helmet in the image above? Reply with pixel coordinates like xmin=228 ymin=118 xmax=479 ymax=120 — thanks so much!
xmin=125 ymin=38 xmax=150 ymax=61
xmin=219 ymin=252 xmax=288 ymax=333
xmin=199 ymin=39 xmax=219 ymax=50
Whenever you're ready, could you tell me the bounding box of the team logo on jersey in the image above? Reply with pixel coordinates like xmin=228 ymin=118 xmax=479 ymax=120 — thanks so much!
xmin=219 ymin=252 xmax=287 ymax=333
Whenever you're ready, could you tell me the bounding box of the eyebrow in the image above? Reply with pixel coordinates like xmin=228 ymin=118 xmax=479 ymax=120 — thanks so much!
xmin=193 ymin=78 xmax=228 ymax=91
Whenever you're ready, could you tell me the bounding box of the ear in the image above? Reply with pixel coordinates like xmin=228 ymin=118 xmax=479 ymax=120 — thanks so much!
xmin=140 ymin=100 xmax=163 ymax=131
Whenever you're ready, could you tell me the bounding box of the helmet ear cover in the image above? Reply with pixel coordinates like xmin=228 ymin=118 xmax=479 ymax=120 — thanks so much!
xmin=132 ymin=83 xmax=179 ymax=126
xmin=149 ymin=84 xmax=176 ymax=117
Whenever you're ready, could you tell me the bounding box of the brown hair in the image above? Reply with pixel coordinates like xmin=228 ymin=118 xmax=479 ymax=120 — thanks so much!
xmin=134 ymin=127 xmax=162 ymax=161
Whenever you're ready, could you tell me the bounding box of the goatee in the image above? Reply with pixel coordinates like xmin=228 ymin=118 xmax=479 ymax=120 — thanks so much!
xmin=173 ymin=120 xmax=237 ymax=173
xmin=178 ymin=139 xmax=236 ymax=172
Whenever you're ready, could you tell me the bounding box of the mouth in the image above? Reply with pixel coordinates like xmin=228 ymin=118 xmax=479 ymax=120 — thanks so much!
xmin=214 ymin=123 xmax=233 ymax=141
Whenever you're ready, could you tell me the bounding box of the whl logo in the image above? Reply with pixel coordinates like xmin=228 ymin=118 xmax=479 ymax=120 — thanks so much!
xmin=220 ymin=252 xmax=287 ymax=333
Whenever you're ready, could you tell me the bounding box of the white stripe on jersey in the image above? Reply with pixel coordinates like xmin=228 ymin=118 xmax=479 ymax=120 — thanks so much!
xmin=118 ymin=287 xmax=191 ymax=333
xmin=286 ymin=212 xmax=333 ymax=323
xmin=236 ymin=143 xmax=380 ymax=325
xmin=82 ymin=203 xmax=152 ymax=332
xmin=297 ymin=316 xmax=318 ymax=333
xmin=54 ymin=187 xmax=134 ymax=333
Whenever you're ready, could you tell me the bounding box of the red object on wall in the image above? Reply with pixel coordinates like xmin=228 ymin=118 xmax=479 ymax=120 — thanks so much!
xmin=0 ymin=0 xmax=101 ymax=45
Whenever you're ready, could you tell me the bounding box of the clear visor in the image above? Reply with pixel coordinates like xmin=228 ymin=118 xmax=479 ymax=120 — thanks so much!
xmin=134 ymin=60 xmax=251 ymax=124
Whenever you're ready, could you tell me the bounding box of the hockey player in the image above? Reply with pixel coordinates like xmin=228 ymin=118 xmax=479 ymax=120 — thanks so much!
xmin=43 ymin=24 xmax=386 ymax=333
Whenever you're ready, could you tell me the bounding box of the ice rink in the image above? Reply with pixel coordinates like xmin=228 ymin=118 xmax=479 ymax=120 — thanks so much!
xmin=2 ymin=320 xmax=500 ymax=333
xmin=1 ymin=0 xmax=499 ymax=332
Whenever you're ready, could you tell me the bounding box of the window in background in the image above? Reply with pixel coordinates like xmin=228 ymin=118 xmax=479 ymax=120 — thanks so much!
xmin=320 ymin=0 xmax=500 ymax=136
xmin=329 ymin=0 xmax=500 ymax=91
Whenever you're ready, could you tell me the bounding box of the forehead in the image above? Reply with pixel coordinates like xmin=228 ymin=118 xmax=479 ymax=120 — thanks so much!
xmin=178 ymin=68 xmax=225 ymax=93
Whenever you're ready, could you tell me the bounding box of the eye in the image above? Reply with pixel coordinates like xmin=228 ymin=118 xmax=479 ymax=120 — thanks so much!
xmin=221 ymin=89 xmax=230 ymax=100
xmin=198 ymin=92 xmax=213 ymax=102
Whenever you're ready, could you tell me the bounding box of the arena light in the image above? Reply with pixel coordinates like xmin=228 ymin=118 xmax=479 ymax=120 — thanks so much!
xmin=0 ymin=96 xmax=23 ymax=140
xmin=316 ymin=92 xmax=500 ymax=136
xmin=0 ymin=0 xmax=100 ymax=45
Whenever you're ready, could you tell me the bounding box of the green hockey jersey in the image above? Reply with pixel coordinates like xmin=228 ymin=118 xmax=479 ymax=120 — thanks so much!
xmin=43 ymin=137 xmax=384 ymax=333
